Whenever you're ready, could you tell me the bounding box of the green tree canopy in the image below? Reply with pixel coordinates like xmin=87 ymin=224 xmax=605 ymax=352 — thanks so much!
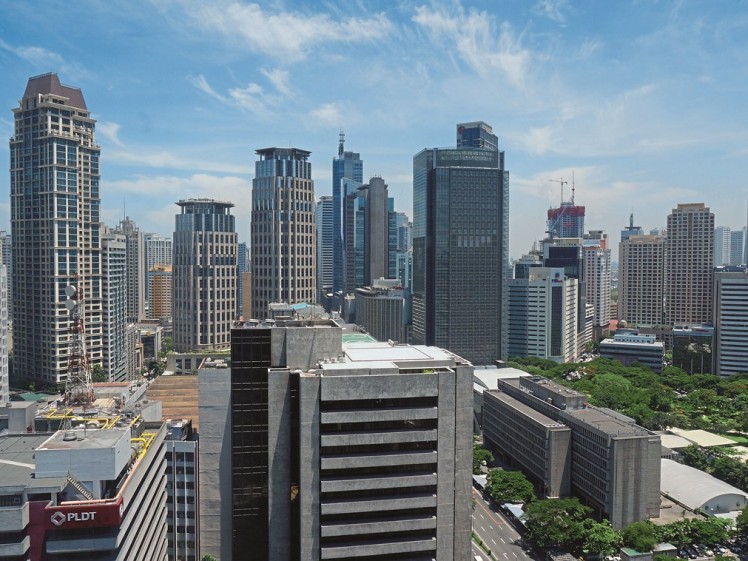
xmin=91 ymin=364 xmax=107 ymax=383
xmin=473 ymin=444 xmax=494 ymax=475
xmin=583 ymin=520 xmax=621 ymax=556
xmin=622 ymin=521 xmax=657 ymax=553
xmin=737 ymin=506 xmax=748 ymax=538
xmin=485 ymin=469 xmax=535 ymax=504
xmin=523 ymin=497 xmax=592 ymax=550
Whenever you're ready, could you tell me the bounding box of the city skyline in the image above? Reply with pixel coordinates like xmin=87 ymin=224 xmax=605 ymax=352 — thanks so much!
xmin=2 ymin=1 xmax=748 ymax=260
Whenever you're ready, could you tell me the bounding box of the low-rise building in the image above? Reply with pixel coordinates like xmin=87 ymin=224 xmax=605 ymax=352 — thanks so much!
xmin=599 ymin=330 xmax=664 ymax=372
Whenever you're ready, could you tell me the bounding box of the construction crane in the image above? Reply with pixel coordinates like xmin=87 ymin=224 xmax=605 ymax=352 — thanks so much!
xmin=63 ymin=282 xmax=94 ymax=408
xmin=546 ymin=178 xmax=569 ymax=239
xmin=548 ymin=177 xmax=568 ymax=202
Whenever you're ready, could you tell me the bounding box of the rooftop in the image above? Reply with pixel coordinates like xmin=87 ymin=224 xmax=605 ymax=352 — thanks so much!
xmin=661 ymin=458 xmax=747 ymax=512
xmin=486 ymin=390 xmax=568 ymax=429
xmin=563 ymin=406 xmax=650 ymax=437
xmin=667 ymin=428 xmax=735 ymax=448
xmin=0 ymin=433 xmax=66 ymax=489
xmin=22 ymin=72 xmax=87 ymax=110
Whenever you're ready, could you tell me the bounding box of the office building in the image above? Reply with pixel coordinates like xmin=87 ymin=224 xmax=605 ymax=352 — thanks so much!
xmin=714 ymin=226 xmax=732 ymax=267
xmin=149 ymin=264 xmax=173 ymax=321
xmin=599 ymin=330 xmax=664 ymax=373
xmin=363 ymin=176 xmax=390 ymax=285
xmin=620 ymin=213 xmax=644 ymax=243
xmin=173 ymin=199 xmax=237 ymax=352
xmin=0 ymin=231 xmax=11 ymax=320
xmin=236 ymin=242 xmax=248 ymax=317
xmin=0 ymin=264 xmax=7 ymax=404
xmin=116 ymin=217 xmax=146 ymax=322
xmin=730 ymin=228 xmax=746 ymax=266
xmin=507 ymin=268 xmax=578 ymax=363
xmin=396 ymin=249 xmax=413 ymax=291
xmin=412 ymin=121 xmax=509 ymax=365
xmin=102 ymin=232 xmax=128 ymax=381
xmin=483 ymin=376 xmax=661 ymax=529
xmin=664 ymin=203 xmax=714 ymax=326
xmin=712 ymin=268 xmax=748 ymax=377
xmin=251 ymin=148 xmax=316 ymax=318
xmin=230 ymin=320 xmax=472 ymax=560
xmin=0 ymin=418 xmax=168 ymax=560
xmin=10 ymin=73 xmax=104 ymax=385
xmin=395 ymin=212 xmax=412 ymax=251
xmin=332 ymin=132 xmax=363 ymax=296
xmin=164 ymin=419 xmax=200 ymax=561
xmin=355 ymin=278 xmax=410 ymax=343
xmin=241 ymin=271 xmax=251 ymax=319
xmin=583 ymin=231 xmax=612 ymax=337
xmin=316 ymin=195 xmax=334 ymax=301
xmin=619 ymin=234 xmax=666 ymax=327
xmin=514 ymin=252 xmax=543 ymax=279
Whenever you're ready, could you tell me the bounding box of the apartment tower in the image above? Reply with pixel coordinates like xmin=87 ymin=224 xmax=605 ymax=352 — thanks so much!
xmin=412 ymin=121 xmax=509 ymax=365
xmin=172 ymin=199 xmax=237 ymax=352
xmin=10 ymin=73 xmax=104 ymax=384
xmin=251 ymin=148 xmax=316 ymax=318
xmin=618 ymin=234 xmax=666 ymax=326
xmin=664 ymin=203 xmax=714 ymax=325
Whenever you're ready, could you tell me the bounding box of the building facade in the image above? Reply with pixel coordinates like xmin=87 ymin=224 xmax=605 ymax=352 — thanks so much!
xmin=316 ymin=196 xmax=334 ymax=302
xmin=102 ymin=232 xmax=128 ymax=381
xmin=664 ymin=203 xmax=714 ymax=326
xmin=230 ymin=321 xmax=472 ymax=561
xmin=10 ymin=73 xmax=104 ymax=385
xmin=583 ymin=231 xmax=612 ymax=336
xmin=507 ymin=268 xmax=578 ymax=363
xmin=251 ymin=148 xmax=316 ymax=319
xmin=599 ymin=330 xmax=664 ymax=373
xmin=0 ymin=264 xmax=7 ymax=404
xmin=712 ymin=269 xmax=748 ymax=377
xmin=172 ymin=199 xmax=237 ymax=352
xmin=355 ymin=278 xmax=409 ymax=343
xmin=149 ymin=264 xmax=173 ymax=321
xmin=116 ymin=217 xmax=146 ymax=323
xmin=332 ymin=133 xmax=363 ymax=295
xmin=714 ymin=226 xmax=732 ymax=267
xmin=618 ymin=234 xmax=666 ymax=327
xmin=412 ymin=121 xmax=509 ymax=365
xmin=0 ymin=231 xmax=12 ymax=321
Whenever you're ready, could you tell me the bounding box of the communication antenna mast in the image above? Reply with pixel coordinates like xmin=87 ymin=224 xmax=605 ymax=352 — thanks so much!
xmin=571 ymin=170 xmax=576 ymax=204
xmin=63 ymin=283 xmax=94 ymax=407
xmin=338 ymin=129 xmax=345 ymax=157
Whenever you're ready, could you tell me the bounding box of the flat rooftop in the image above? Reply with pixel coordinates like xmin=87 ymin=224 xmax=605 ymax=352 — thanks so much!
xmin=667 ymin=428 xmax=735 ymax=448
xmin=38 ymin=427 xmax=129 ymax=451
xmin=486 ymin=390 xmax=568 ymax=429
xmin=343 ymin=342 xmax=456 ymax=365
xmin=563 ymin=406 xmax=650 ymax=437
xmin=473 ymin=366 xmax=530 ymax=393
xmin=522 ymin=376 xmax=587 ymax=398
xmin=146 ymin=375 xmax=199 ymax=430
xmin=0 ymin=433 xmax=66 ymax=489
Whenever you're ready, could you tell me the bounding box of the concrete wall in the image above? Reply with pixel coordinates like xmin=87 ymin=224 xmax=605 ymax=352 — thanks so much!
xmin=267 ymin=369 xmax=292 ymax=560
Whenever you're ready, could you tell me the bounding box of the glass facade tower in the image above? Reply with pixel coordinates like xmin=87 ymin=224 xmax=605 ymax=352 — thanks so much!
xmin=332 ymin=133 xmax=363 ymax=295
xmin=412 ymin=122 xmax=509 ymax=365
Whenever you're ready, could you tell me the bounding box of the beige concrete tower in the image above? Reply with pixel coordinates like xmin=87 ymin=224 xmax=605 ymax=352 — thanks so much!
xmin=619 ymin=234 xmax=666 ymax=326
xmin=251 ymin=148 xmax=316 ymax=319
xmin=664 ymin=203 xmax=714 ymax=325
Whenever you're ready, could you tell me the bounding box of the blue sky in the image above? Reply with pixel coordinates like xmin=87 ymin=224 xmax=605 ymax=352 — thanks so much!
xmin=1 ymin=0 xmax=748 ymax=260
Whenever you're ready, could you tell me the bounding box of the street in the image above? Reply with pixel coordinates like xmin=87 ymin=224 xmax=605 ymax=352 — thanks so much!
xmin=472 ymin=487 xmax=537 ymax=561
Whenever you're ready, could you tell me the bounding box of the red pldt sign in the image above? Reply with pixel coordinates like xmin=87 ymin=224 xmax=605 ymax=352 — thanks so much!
xmin=44 ymin=497 xmax=124 ymax=530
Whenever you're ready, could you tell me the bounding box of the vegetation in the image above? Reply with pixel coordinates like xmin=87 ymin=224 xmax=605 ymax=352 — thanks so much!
xmin=737 ymin=506 xmax=748 ymax=537
xmin=472 ymin=442 xmax=494 ymax=475
xmin=582 ymin=520 xmax=621 ymax=556
xmin=678 ymin=445 xmax=748 ymax=493
xmin=622 ymin=521 xmax=657 ymax=553
xmin=200 ymin=555 xmax=218 ymax=561
xmin=485 ymin=469 xmax=535 ymax=504
xmin=159 ymin=336 xmax=173 ymax=358
xmin=523 ymin=497 xmax=592 ymax=550
xmin=91 ymin=364 xmax=107 ymax=383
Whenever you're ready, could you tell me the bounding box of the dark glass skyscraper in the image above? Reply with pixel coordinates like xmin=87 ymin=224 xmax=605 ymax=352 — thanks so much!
xmin=332 ymin=132 xmax=362 ymax=295
xmin=412 ymin=122 xmax=509 ymax=365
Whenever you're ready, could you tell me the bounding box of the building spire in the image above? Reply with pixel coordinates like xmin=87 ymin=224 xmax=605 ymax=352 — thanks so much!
xmin=338 ymin=129 xmax=345 ymax=157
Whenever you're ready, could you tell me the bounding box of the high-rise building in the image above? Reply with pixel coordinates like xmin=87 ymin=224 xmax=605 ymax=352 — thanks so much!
xmin=395 ymin=212 xmax=412 ymax=251
xmin=412 ymin=121 xmax=509 ymax=365
xmin=173 ymin=199 xmax=237 ymax=352
xmin=230 ymin=320 xmax=473 ymax=561
xmin=0 ymin=264 xmax=7 ymax=404
xmin=116 ymin=217 xmax=146 ymax=322
xmin=144 ymin=232 xmax=172 ymax=312
xmin=664 ymin=203 xmax=714 ymax=326
xmin=251 ymin=148 xmax=316 ymax=318
xmin=620 ymin=212 xmax=644 ymax=243
xmin=507 ymin=267 xmax=578 ymax=362
xmin=164 ymin=419 xmax=200 ymax=561
xmin=362 ymin=176 xmax=390 ymax=285
xmin=583 ymin=230 xmax=612 ymax=336
xmin=619 ymin=234 xmax=666 ymax=326
xmin=10 ymin=73 xmax=103 ymax=385
xmin=547 ymin=202 xmax=585 ymax=239
xmin=355 ymin=278 xmax=410 ymax=343
xmin=332 ymin=132 xmax=363 ymax=295
xmin=237 ymin=241 xmax=248 ymax=317
xmin=714 ymin=226 xmax=732 ymax=267
xmin=730 ymin=228 xmax=746 ymax=266
xmin=0 ymin=231 xmax=12 ymax=320
xmin=316 ymin=196 xmax=334 ymax=301
xmin=514 ymin=252 xmax=543 ymax=279
xmin=712 ymin=268 xmax=748 ymax=377
xmin=148 ymin=264 xmax=172 ymax=321
xmin=102 ymin=232 xmax=128 ymax=381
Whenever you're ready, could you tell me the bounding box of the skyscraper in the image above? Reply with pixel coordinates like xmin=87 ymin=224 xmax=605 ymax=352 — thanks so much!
xmin=144 ymin=232 xmax=172 ymax=314
xmin=714 ymin=226 xmax=731 ymax=266
xmin=412 ymin=121 xmax=509 ymax=364
xmin=172 ymin=199 xmax=237 ymax=352
xmin=619 ymin=234 xmax=666 ymax=326
xmin=620 ymin=213 xmax=644 ymax=243
xmin=363 ymin=176 xmax=390 ymax=285
xmin=712 ymin=268 xmax=748 ymax=377
xmin=547 ymin=202 xmax=585 ymax=239
xmin=664 ymin=203 xmax=714 ymax=326
xmin=116 ymin=217 xmax=146 ymax=323
xmin=0 ymin=263 xmax=7 ymax=404
xmin=730 ymin=228 xmax=746 ymax=266
xmin=251 ymin=148 xmax=316 ymax=318
xmin=315 ymin=196 xmax=334 ymax=301
xmin=102 ymin=232 xmax=128 ymax=381
xmin=583 ymin=230 xmax=612 ymax=337
xmin=332 ymin=133 xmax=363 ymax=295
xmin=237 ymin=241 xmax=249 ymax=316
xmin=0 ymin=231 xmax=12 ymax=321
xmin=149 ymin=264 xmax=173 ymax=321
xmin=10 ymin=73 xmax=103 ymax=385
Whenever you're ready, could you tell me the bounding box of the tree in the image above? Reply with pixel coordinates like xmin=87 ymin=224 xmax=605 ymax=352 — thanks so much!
xmin=679 ymin=445 xmax=709 ymax=471
xmin=622 ymin=521 xmax=657 ymax=553
xmin=688 ymin=517 xmax=731 ymax=546
xmin=159 ymin=336 xmax=173 ymax=358
xmin=486 ymin=469 xmax=535 ymax=504
xmin=583 ymin=520 xmax=621 ymax=556
xmin=200 ymin=556 xmax=217 ymax=561
xmin=473 ymin=444 xmax=494 ymax=475
xmin=91 ymin=364 xmax=107 ymax=383
xmin=523 ymin=497 xmax=592 ymax=550
xmin=737 ymin=506 xmax=748 ymax=538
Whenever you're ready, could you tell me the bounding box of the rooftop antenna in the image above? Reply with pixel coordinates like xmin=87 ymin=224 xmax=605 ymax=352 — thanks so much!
xmin=338 ymin=129 xmax=345 ymax=157
xmin=571 ymin=170 xmax=576 ymax=205
xmin=630 ymin=211 xmax=634 ymax=228
xmin=63 ymin=280 xmax=94 ymax=408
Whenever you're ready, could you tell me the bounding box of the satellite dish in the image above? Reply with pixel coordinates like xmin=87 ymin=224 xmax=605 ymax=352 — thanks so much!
xmin=65 ymin=285 xmax=77 ymax=298
xmin=64 ymin=299 xmax=76 ymax=311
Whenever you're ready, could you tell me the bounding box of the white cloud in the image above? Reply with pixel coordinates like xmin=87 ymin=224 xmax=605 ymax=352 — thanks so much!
xmin=532 ymin=0 xmax=569 ymax=24
xmin=188 ymin=74 xmax=228 ymax=103
xmin=310 ymin=102 xmax=345 ymax=128
xmin=96 ymin=121 xmax=124 ymax=148
xmin=412 ymin=4 xmax=531 ymax=89
xmin=105 ymin=146 xmax=251 ymax=175
xmin=261 ymin=68 xmax=292 ymax=97
xmin=0 ymin=39 xmax=89 ymax=82
xmin=189 ymin=73 xmax=290 ymax=118
xmin=168 ymin=1 xmax=393 ymax=63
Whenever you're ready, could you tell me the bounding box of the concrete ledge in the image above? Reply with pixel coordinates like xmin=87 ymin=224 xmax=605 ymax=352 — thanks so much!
xmin=320 ymin=537 xmax=436 ymax=559
xmin=321 ymin=473 xmax=437 ymax=493
xmin=321 ymin=451 xmax=437 ymax=470
xmin=321 ymin=407 xmax=438 ymax=424
xmin=321 ymin=429 xmax=437 ymax=447
xmin=321 ymin=515 xmax=436 ymax=537
xmin=321 ymin=494 xmax=437 ymax=515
